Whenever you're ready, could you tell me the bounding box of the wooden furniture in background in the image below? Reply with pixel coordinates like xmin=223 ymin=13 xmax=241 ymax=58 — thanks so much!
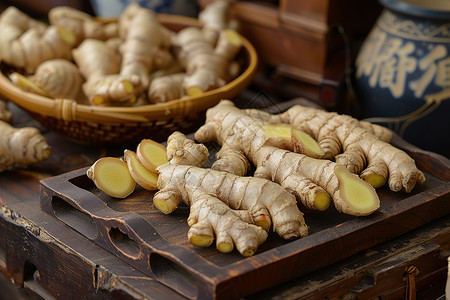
xmin=1 ymin=0 xmax=94 ymax=17
xmin=229 ymin=0 xmax=382 ymax=110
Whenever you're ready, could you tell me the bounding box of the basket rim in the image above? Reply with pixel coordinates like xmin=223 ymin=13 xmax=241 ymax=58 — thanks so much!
xmin=0 ymin=14 xmax=258 ymax=124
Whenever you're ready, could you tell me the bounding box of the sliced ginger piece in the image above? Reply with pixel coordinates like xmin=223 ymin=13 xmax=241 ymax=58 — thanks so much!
xmin=124 ymin=149 xmax=158 ymax=190
xmin=136 ymin=139 xmax=168 ymax=172
xmin=291 ymin=127 xmax=324 ymax=159
xmin=262 ymin=123 xmax=294 ymax=150
xmin=86 ymin=157 xmax=136 ymax=198
xmin=262 ymin=123 xmax=324 ymax=158
xmin=263 ymin=123 xmax=291 ymax=138
xmin=334 ymin=165 xmax=379 ymax=216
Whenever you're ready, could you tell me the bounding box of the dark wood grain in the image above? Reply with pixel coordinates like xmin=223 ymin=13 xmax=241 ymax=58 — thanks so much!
xmin=32 ymin=97 xmax=450 ymax=300
xmin=3 ymin=99 xmax=449 ymax=299
xmin=0 ymin=103 xmax=188 ymax=299
xmin=0 ymin=170 xmax=187 ymax=300
xmin=248 ymin=214 xmax=450 ymax=299
xmin=39 ymin=146 xmax=450 ymax=299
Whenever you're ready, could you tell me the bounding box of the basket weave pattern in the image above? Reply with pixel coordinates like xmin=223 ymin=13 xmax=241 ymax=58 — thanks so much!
xmin=0 ymin=14 xmax=257 ymax=145
xmin=28 ymin=110 xmax=204 ymax=144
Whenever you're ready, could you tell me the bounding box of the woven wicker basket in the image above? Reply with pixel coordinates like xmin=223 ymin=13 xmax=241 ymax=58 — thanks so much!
xmin=0 ymin=14 xmax=257 ymax=145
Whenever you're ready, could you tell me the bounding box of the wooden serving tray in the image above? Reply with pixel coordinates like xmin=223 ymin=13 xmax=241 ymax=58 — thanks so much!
xmin=39 ymin=126 xmax=450 ymax=299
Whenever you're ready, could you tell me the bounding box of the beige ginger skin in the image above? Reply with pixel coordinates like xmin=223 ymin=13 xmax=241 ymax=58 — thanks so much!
xmin=72 ymin=4 xmax=173 ymax=106
xmin=243 ymin=102 xmax=425 ymax=193
xmin=154 ymin=131 xmax=308 ymax=256
xmin=73 ymin=38 xmax=142 ymax=106
xmin=10 ymin=59 xmax=83 ymax=100
xmin=194 ymin=100 xmax=387 ymax=216
xmin=0 ymin=120 xmax=51 ymax=172
xmin=85 ymin=131 xmax=307 ymax=256
xmin=0 ymin=6 xmax=75 ymax=73
xmin=48 ymin=6 xmax=115 ymax=45
xmin=2 ymin=4 xmax=244 ymax=107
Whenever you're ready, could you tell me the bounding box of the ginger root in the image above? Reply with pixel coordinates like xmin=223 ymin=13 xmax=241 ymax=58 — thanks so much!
xmin=245 ymin=102 xmax=425 ymax=192
xmin=72 ymin=4 xmax=174 ymax=106
xmin=48 ymin=6 xmax=113 ymax=45
xmin=0 ymin=98 xmax=50 ymax=171
xmin=87 ymin=131 xmax=308 ymax=256
xmin=166 ymin=131 xmax=209 ymax=166
xmin=186 ymin=194 xmax=267 ymax=256
xmin=136 ymin=139 xmax=169 ymax=173
xmin=0 ymin=4 xmax=245 ymax=107
xmin=148 ymin=73 xmax=186 ymax=103
xmin=154 ymin=131 xmax=308 ymax=256
xmin=86 ymin=132 xmax=308 ymax=256
xmin=0 ymin=6 xmax=75 ymax=72
xmin=195 ymin=100 xmax=382 ymax=216
xmin=173 ymin=25 xmax=242 ymax=96
xmin=73 ymin=38 xmax=141 ymax=106
xmin=199 ymin=0 xmax=233 ymax=44
xmin=0 ymin=120 xmax=51 ymax=172
xmin=10 ymin=59 xmax=83 ymax=100
xmin=124 ymin=150 xmax=158 ymax=191
xmin=119 ymin=4 xmax=173 ymax=89
xmin=86 ymin=157 xmax=136 ymax=198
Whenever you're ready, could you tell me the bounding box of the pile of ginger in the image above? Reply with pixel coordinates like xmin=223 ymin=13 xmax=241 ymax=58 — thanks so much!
xmin=87 ymin=100 xmax=426 ymax=257
xmin=0 ymin=1 xmax=243 ymax=106
xmin=0 ymin=2 xmax=428 ymax=257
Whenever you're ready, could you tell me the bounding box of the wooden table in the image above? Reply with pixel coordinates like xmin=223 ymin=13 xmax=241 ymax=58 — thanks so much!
xmin=0 ymin=101 xmax=449 ymax=299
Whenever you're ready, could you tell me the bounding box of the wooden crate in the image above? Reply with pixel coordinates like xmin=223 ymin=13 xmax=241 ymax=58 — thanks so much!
xmin=38 ymin=99 xmax=450 ymax=300
xmin=230 ymin=0 xmax=382 ymax=108
xmin=1 ymin=101 xmax=449 ymax=299
xmin=38 ymin=151 xmax=450 ymax=299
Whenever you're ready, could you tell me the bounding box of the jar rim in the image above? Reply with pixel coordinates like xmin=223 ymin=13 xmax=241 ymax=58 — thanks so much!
xmin=380 ymin=0 xmax=450 ymax=19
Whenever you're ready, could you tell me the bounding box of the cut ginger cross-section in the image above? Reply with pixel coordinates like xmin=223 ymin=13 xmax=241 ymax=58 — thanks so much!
xmin=137 ymin=139 xmax=169 ymax=173
xmin=86 ymin=157 xmax=136 ymax=198
xmin=124 ymin=149 xmax=159 ymax=190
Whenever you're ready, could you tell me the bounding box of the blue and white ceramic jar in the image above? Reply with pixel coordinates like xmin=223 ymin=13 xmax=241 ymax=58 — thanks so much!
xmin=90 ymin=0 xmax=199 ymax=17
xmin=355 ymin=0 xmax=450 ymax=157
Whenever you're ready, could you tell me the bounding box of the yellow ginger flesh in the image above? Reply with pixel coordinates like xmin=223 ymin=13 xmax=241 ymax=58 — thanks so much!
xmin=275 ymin=105 xmax=426 ymax=193
xmin=153 ymin=131 xmax=308 ymax=256
xmin=124 ymin=149 xmax=159 ymax=190
xmin=198 ymin=100 xmax=425 ymax=193
xmin=195 ymin=100 xmax=382 ymax=216
xmin=136 ymin=139 xmax=168 ymax=173
xmin=86 ymin=157 xmax=136 ymax=198
xmin=155 ymin=163 xmax=307 ymax=255
xmin=0 ymin=6 xmax=76 ymax=72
